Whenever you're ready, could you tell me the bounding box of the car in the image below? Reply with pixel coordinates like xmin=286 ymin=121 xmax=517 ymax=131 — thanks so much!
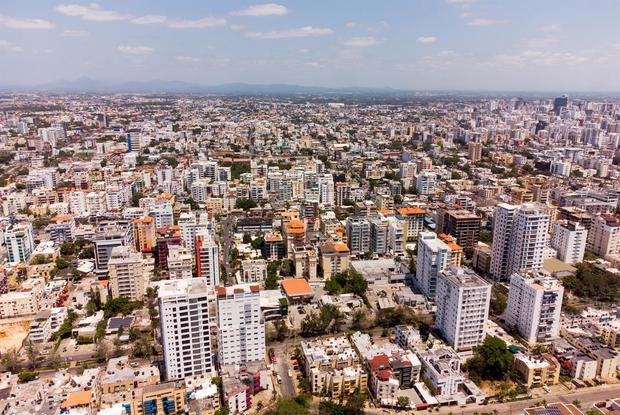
xmin=288 ymin=370 xmax=292 ymax=377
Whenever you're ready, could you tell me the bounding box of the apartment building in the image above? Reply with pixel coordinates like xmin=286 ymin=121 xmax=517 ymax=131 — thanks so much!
xmin=506 ymin=271 xmax=564 ymax=344
xmin=159 ymin=278 xmax=214 ymax=380
xmin=415 ymin=232 xmax=452 ymax=299
xmin=216 ymin=284 xmax=265 ymax=366
xmin=435 ymin=267 xmax=491 ymax=351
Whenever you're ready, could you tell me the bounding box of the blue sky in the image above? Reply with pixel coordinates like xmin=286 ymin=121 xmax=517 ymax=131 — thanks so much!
xmin=1 ymin=0 xmax=620 ymax=91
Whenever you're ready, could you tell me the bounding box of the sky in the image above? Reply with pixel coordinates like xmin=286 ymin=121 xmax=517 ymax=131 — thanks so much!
xmin=1 ymin=0 xmax=620 ymax=91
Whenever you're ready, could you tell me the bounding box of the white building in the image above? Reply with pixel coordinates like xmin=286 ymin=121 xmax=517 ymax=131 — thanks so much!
xmin=4 ymin=223 xmax=34 ymax=263
xmin=318 ymin=174 xmax=335 ymax=207
xmin=216 ymin=284 xmax=265 ymax=366
xmin=551 ymin=220 xmax=587 ymax=264
xmin=491 ymin=203 xmax=549 ymax=281
xmin=241 ymin=259 xmax=268 ymax=283
xmin=506 ymin=271 xmax=563 ymax=344
xmin=167 ymin=245 xmax=194 ymax=280
xmin=69 ymin=191 xmax=87 ymax=216
xmin=415 ymin=232 xmax=452 ymax=298
xmin=29 ymin=307 xmax=68 ymax=343
xmin=435 ymin=267 xmax=491 ymax=351
xmin=416 ymin=171 xmax=437 ymax=195
xmin=159 ymin=278 xmax=214 ymax=380
xmin=346 ymin=217 xmax=371 ymax=256
xmin=148 ymin=202 xmax=174 ymax=229
xmin=587 ymin=214 xmax=620 ymax=258
xmin=108 ymin=246 xmax=147 ymax=301
xmin=196 ymin=230 xmax=220 ymax=287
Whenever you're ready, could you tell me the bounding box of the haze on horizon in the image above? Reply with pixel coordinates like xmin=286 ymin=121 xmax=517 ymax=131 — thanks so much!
xmin=1 ymin=0 xmax=620 ymax=92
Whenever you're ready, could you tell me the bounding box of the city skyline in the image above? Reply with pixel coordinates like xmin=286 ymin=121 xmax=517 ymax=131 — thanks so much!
xmin=1 ymin=0 xmax=620 ymax=91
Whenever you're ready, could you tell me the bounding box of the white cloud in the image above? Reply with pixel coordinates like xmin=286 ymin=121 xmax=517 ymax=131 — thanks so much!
xmin=298 ymin=48 xmax=310 ymax=54
xmin=232 ymin=3 xmax=287 ymax=17
xmin=344 ymin=36 xmax=380 ymax=47
xmin=468 ymin=18 xmax=501 ymax=26
xmin=131 ymin=15 xmax=167 ymax=25
xmin=416 ymin=36 xmax=437 ymax=44
xmin=0 ymin=40 xmax=24 ymax=52
xmin=0 ymin=15 xmax=55 ymax=29
xmin=118 ymin=45 xmax=154 ymax=55
xmin=305 ymin=61 xmax=323 ymax=68
xmin=459 ymin=12 xmax=473 ymax=18
xmin=447 ymin=0 xmax=478 ymax=3
xmin=491 ymin=50 xmax=585 ymax=66
xmin=167 ymin=17 xmax=226 ymax=29
xmin=55 ymin=4 xmax=129 ymax=21
xmin=539 ymin=24 xmax=561 ymax=32
xmin=175 ymin=55 xmax=201 ymax=62
xmin=522 ymin=35 xmax=559 ymax=49
xmin=246 ymin=26 xmax=333 ymax=39
xmin=345 ymin=22 xmax=356 ymax=28
xmin=62 ymin=29 xmax=88 ymax=37
xmin=230 ymin=24 xmax=245 ymax=32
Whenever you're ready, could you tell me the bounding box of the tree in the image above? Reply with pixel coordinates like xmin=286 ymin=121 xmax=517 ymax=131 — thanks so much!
xmin=243 ymin=233 xmax=252 ymax=244
xmin=131 ymin=192 xmax=144 ymax=207
xmin=78 ymin=246 xmax=94 ymax=259
xmin=235 ymin=198 xmax=258 ymax=210
xmin=17 ymin=371 xmax=38 ymax=383
xmin=25 ymin=341 xmax=39 ymax=370
xmin=397 ymin=396 xmax=410 ymax=410
xmin=30 ymin=254 xmax=50 ymax=265
xmin=464 ymin=336 xmax=514 ymax=384
xmin=0 ymin=348 xmax=21 ymax=373
xmin=351 ymin=310 xmax=366 ymax=331
xmin=95 ymin=341 xmax=109 ymax=362
xmin=266 ymin=396 xmax=310 ymax=415
xmin=490 ymin=286 xmax=508 ymax=315
xmin=55 ymin=256 xmax=69 ymax=270
xmin=272 ymin=320 xmax=290 ymax=342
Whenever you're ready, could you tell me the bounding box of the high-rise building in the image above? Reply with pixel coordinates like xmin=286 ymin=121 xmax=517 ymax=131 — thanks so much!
xmin=435 ymin=267 xmax=491 ymax=351
xmin=416 ymin=232 xmax=452 ymax=298
xmin=467 ymin=141 xmax=482 ymax=163
xmin=216 ymin=284 xmax=265 ymax=366
xmin=397 ymin=207 xmax=425 ymax=242
xmin=318 ymin=174 xmax=335 ymax=207
xmin=491 ymin=203 xmax=549 ymax=281
xmin=436 ymin=208 xmax=481 ymax=254
xmin=551 ymin=220 xmax=587 ymax=265
xmin=506 ymin=271 xmax=563 ymax=344
xmin=416 ymin=171 xmax=437 ymax=195
xmin=346 ymin=217 xmax=371 ymax=256
xmin=553 ymin=95 xmax=568 ymax=115
xmin=195 ymin=230 xmax=220 ymax=287
xmin=166 ymin=245 xmax=194 ymax=280
xmin=108 ymin=246 xmax=147 ymax=301
xmin=587 ymin=214 xmax=620 ymax=258
xmin=48 ymin=215 xmax=76 ymax=244
xmin=369 ymin=216 xmax=389 ymax=256
xmin=133 ymin=216 xmax=156 ymax=252
xmin=4 ymin=223 xmax=34 ymax=263
xmin=159 ymin=278 xmax=214 ymax=380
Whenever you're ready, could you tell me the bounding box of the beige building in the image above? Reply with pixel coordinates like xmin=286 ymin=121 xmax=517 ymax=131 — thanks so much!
xmin=397 ymin=207 xmax=425 ymax=242
xmin=513 ymin=353 xmax=560 ymax=388
xmin=108 ymin=246 xmax=147 ymax=301
xmin=319 ymin=241 xmax=350 ymax=279
xmin=301 ymin=336 xmax=367 ymax=399
xmin=293 ymin=245 xmax=318 ymax=280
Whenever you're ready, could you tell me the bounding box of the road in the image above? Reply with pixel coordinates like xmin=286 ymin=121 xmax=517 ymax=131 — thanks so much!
xmin=271 ymin=341 xmax=297 ymax=398
xmin=365 ymin=383 xmax=620 ymax=415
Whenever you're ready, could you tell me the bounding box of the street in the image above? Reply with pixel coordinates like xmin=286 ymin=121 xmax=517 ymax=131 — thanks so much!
xmin=365 ymin=383 xmax=620 ymax=415
xmin=271 ymin=340 xmax=297 ymax=398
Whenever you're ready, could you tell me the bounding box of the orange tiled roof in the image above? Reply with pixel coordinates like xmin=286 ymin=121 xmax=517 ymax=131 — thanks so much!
xmin=398 ymin=207 xmax=425 ymax=215
xmin=50 ymin=215 xmax=73 ymax=222
xmin=281 ymin=278 xmax=313 ymax=296
xmin=61 ymin=390 xmax=92 ymax=409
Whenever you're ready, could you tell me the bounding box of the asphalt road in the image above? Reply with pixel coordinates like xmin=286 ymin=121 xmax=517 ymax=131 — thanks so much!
xmin=365 ymin=383 xmax=620 ymax=415
xmin=271 ymin=341 xmax=297 ymax=398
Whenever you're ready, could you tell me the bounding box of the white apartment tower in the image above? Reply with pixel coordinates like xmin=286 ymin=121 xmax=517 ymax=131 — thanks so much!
xmin=216 ymin=284 xmax=265 ymax=366
xmin=587 ymin=214 xmax=620 ymax=258
xmin=435 ymin=267 xmax=491 ymax=351
xmin=551 ymin=220 xmax=587 ymax=265
xmin=491 ymin=203 xmax=549 ymax=281
xmin=196 ymin=229 xmax=220 ymax=287
xmin=506 ymin=271 xmax=564 ymax=344
xmin=416 ymin=231 xmax=452 ymax=298
xmin=159 ymin=278 xmax=214 ymax=380
xmin=107 ymin=246 xmax=147 ymax=301
xmin=4 ymin=223 xmax=34 ymax=263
